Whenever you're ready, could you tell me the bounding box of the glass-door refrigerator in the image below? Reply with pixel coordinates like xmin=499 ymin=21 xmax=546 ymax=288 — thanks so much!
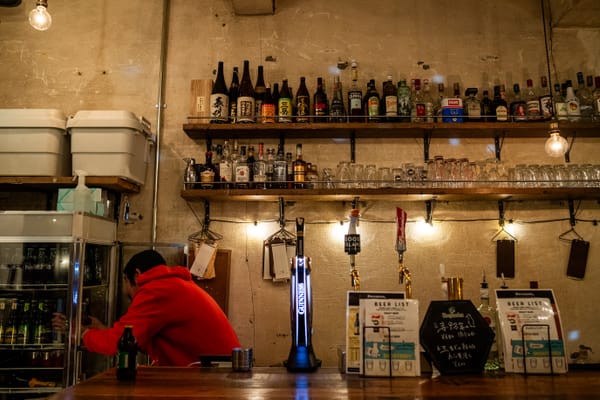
xmin=0 ymin=211 xmax=117 ymax=399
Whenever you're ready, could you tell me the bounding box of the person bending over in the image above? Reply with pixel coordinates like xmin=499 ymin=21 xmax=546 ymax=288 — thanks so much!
xmin=55 ymin=249 xmax=240 ymax=366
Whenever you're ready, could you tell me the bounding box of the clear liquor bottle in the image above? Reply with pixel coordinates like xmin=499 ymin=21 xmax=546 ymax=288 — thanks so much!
xmin=295 ymin=77 xmax=310 ymax=123
xmin=434 ymin=83 xmax=445 ymax=122
xmin=525 ymin=79 xmax=541 ymax=121
xmin=265 ymin=147 xmax=275 ymax=187
xmin=236 ymin=60 xmax=255 ymax=123
xmin=246 ymin=146 xmax=256 ymax=185
xmin=253 ymin=143 xmax=267 ymax=189
xmin=273 ymin=144 xmax=287 ymax=189
xmin=219 ymin=140 xmax=233 ymax=188
xmin=210 ymin=61 xmax=229 ymax=123
xmin=382 ymin=75 xmax=397 ymax=121
xmin=347 ymin=60 xmax=363 ymax=122
xmin=329 ymin=76 xmax=346 ymax=122
xmin=235 ymin=145 xmax=250 ymax=188
xmin=477 ymin=273 xmax=500 ymax=371
xmin=538 ymin=76 xmax=553 ymax=120
xmin=422 ymin=79 xmax=434 ymax=122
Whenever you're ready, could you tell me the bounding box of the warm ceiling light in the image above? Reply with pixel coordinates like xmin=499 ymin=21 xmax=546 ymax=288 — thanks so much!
xmin=29 ymin=0 xmax=52 ymax=31
xmin=544 ymin=122 xmax=568 ymax=157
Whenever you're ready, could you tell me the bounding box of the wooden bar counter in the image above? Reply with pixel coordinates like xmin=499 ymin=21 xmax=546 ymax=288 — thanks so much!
xmin=49 ymin=366 xmax=600 ymax=399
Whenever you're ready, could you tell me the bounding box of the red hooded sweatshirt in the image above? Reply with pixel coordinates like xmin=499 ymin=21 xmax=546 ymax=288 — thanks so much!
xmin=83 ymin=265 xmax=240 ymax=366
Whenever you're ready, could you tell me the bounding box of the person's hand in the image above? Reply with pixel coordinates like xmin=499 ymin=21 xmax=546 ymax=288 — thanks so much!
xmin=85 ymin=315 xmax=108 ymax=330
xmin=51 ymin=312 xmax=68 ymax=333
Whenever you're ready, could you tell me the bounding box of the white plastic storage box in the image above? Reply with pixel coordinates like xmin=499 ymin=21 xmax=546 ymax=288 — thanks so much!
xmin=67 ymin=110 xmax=154 ymax=185
xmin=0 ymin=108 xmax=70 ymax=176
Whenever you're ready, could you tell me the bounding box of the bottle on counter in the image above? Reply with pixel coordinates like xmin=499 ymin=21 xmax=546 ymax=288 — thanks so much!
xmin=477 ymin=272 xmax=500 ymax=371
xmin=295 ymin=77 xmax=310 ymax=123
xmin=116 ymin=325 xmax=138 ymax=381
xmin=237 ymin=60 xmax=255 ymax=123
xmin=210 ymin=61 xmax=229 ymax=124
xmin=228 ymin=66 xmax=240 ymax=123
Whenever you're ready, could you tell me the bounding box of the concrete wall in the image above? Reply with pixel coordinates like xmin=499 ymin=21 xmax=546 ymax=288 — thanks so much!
xmin=1 ymin=0 xmax=599 ymax=368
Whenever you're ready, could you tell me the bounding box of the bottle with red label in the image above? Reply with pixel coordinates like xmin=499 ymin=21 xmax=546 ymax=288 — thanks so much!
xmin=312 ymin=77 xmax=328 ymax=122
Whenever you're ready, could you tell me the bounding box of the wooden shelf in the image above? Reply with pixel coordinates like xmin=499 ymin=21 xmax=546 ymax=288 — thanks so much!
xmin=181 ymin=186 xmax=600 ymax=202
xmin=183 ymin=121 xmax=600 ymax=140
xmin=0 ymin=176 xmax=141 ymax=193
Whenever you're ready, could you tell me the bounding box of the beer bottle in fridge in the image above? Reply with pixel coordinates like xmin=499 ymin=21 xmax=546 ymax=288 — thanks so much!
xmin=116 ymin=325 xmax=138 ymax=381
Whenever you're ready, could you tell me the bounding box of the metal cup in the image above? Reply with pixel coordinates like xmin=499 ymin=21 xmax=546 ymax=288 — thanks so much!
xmin=231 ymin=347 xmax=253 ymax=372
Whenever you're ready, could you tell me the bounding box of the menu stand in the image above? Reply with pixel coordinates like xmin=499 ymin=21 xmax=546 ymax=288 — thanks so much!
xmin=362 ymin=325 xmax=392 ymax=378
xmin=521 ymin=324 xmax=553 ymax=375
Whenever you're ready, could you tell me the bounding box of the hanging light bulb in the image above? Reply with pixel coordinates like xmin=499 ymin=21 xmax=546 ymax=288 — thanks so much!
xmin=29 ymin=0 xmax=52 ymax=31
xmin=544 ymin=122 xmax=568 ymax=157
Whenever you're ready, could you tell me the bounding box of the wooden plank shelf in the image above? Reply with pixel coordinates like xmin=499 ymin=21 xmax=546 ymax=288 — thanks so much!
xmin=0 ymin=176 xmax=141 ymax=193
xmin=183 ymin=121 xmax=600 ymax=140
xmin=181 ymin=186 xmax=600 ymax=202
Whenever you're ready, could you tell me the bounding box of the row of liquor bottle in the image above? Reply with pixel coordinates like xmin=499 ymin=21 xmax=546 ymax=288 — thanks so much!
xmin=0 ymin=244 xmax=106 ymax=288
xmin=0 ymin=297 xmax=64 ymax=346
xmin=184 ymin=141 xmax=315 ymax=189
xmin=203 ymin=59 xmax=600 ymax=124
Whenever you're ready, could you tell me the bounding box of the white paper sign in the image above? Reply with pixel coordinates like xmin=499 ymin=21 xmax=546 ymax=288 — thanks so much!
xmin=359 ymin=298 xmax=420 ymax=377
xmin=496 ymin=289 xmax=567 ymax=374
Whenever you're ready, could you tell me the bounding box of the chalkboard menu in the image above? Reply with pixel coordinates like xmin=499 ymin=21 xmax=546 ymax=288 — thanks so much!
xmin=420 ymin=300 xmax=494 ymax=375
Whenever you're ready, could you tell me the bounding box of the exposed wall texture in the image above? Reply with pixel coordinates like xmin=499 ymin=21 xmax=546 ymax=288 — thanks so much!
xmin=1 ymin=0 xmax=599 ymax=368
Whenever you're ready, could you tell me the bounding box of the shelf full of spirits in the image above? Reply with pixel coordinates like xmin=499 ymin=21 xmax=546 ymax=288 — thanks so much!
xmin=0 ymin=211 xmax=118 ymax=396
xmin=183 ymin=121 xmax=600 ymax=140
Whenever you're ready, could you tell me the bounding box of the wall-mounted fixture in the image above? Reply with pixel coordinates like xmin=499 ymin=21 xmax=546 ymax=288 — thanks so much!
xmin=544 ymin=122 xmax=569 ymax=157
xmin=29 ymin=0 xmax=51 ymax=31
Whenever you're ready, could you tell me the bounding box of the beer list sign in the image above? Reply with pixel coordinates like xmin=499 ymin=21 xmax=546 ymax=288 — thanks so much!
xmin=420 ymin=300 xmax=494 ymax=374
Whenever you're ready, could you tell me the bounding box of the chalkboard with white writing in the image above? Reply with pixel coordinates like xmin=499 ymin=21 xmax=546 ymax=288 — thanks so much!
xmin=420 ymin=300 xmax=494 ymax=374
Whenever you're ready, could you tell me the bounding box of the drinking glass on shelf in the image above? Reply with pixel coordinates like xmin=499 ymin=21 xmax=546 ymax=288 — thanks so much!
xmin=392 ymin=167 xmax=405 ymax=188
xmin=321 ymin=167 xmax=335 ymax=189
xmin=336 ymin=161 xmax=351 ymax=189
xmin=378 ymin=167 xmax=392 ymax=188
xmin=351 ymin=163 xmax=364 ymax=188
xmin=365 ymin=164 xmax=378 ymax=188
xmin=404 ymin=163 xmax=416 ymax=187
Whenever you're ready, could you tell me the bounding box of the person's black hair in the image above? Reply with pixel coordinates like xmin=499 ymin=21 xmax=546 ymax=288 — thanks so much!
xmin=123 ymin=249 xmax=166 ymax=285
